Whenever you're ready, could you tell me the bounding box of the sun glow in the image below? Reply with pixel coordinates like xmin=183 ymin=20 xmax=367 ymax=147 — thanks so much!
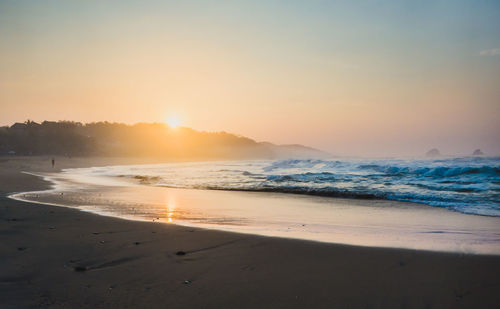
xmin=166 ymin=115 xmax=182 ymax=129
xmin=165 ymin=194 xmax=177 ymax=223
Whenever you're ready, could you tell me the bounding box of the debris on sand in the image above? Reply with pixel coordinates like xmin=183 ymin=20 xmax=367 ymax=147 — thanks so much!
xmin=73 ymin=266 xmax=87 ymax=272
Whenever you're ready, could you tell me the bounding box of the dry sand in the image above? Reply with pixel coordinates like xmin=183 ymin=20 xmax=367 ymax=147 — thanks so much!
xmin=1 ymin=156 xmax=499 ymax=308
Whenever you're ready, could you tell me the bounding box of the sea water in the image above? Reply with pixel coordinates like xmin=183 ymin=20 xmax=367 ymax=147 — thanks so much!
xmin=9 ymin=156 xmax=500 ymax=254
xmin=66 ymin=156 xmax=500 ymax=216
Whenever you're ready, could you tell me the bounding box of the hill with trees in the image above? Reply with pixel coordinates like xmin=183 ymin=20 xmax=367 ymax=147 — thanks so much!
xmin=0 ymin=120 xmax=330 ymax=160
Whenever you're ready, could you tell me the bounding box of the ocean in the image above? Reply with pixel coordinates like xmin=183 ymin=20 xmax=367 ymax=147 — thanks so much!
xmin=72 ymin=156 xmax=500 ymax=216
xmin=9 ymin=156 xmax=500 ymax=254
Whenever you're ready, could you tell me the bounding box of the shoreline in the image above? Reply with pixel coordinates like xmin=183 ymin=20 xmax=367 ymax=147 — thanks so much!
xmin=8 ymin=162 xmax=500 ymax=255
xmin=6 ymin=155 xmax=499 ymax=218
xmin=1 ymin=156 xmax=500 ymax=307
xmin=11 ymin=173 xmax=500 ymax=221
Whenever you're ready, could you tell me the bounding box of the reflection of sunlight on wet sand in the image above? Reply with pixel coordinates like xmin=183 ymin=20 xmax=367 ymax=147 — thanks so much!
xmin=165 ymin=194 xmax=176 ymax=223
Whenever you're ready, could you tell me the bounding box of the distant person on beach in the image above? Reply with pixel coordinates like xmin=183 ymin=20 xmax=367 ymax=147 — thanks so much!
xmin=51 ymin=158 xmax=55 ymax=168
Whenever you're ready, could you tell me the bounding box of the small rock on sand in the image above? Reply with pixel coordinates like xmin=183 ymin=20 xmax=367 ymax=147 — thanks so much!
xmin=73 ymin=266 xmax=87 ymax=272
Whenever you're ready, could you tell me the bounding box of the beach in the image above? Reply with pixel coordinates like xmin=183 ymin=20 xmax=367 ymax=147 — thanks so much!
xmin=1 ymin=156 xmax=500 ymax=308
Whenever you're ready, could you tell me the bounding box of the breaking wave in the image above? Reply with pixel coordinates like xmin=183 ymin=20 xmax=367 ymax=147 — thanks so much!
xmin=77 ymin=156 xmax=500 ymax=217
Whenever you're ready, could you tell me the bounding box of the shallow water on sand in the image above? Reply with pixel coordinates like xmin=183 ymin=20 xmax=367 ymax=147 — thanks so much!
xmin=9 ymin=164 xmax=500 ymax=255
xmin=47 ymin=157 xmax=500 ymax=216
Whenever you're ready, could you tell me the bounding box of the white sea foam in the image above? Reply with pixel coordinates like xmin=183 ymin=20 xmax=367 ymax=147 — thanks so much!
xmin=8 ymin=158 xmax=500 ymax=254
xmin=53 ymin=157 xmax=500 ymax=216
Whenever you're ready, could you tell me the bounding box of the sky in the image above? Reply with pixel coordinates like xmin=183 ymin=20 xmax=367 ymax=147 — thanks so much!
xmin=1 ymin=0 xmax=499 ymax=156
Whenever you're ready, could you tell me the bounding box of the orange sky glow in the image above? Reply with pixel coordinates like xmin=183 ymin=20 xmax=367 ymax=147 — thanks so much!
xmin=1 ymin=1 xmax=499 ymax=156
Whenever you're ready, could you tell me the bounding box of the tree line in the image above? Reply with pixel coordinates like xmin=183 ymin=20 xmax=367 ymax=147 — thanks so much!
xmin=0 ymin=120 xmax=272 ymax=159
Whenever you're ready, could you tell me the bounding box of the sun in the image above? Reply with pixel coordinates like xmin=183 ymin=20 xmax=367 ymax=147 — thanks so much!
xmin=166 ymin=115 xmax=182 ymax=129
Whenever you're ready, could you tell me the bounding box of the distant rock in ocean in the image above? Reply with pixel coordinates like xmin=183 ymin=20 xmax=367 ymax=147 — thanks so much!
xmin=426 ymin=148 xmax=441 ymax=157
xmin=472 ymin=149 xmax=484 ymax=156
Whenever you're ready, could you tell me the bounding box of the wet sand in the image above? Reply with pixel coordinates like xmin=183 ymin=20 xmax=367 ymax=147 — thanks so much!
xmin=1 ymin=156 xmax=500 ymax=308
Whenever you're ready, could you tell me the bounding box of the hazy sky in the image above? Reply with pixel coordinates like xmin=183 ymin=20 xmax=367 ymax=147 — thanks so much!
xmin=1 ymin=0 xmax=499 ymax=156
